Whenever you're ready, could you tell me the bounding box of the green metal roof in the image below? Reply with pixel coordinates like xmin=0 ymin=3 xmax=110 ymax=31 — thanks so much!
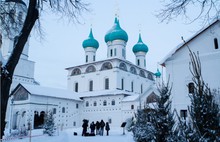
xmin=105 ymin=17 xmax=128 ymax=43
xmin=82 ymin=28 xmax=99 ymax=49
xmin=132 ymin=34 xmax=149 ymax=53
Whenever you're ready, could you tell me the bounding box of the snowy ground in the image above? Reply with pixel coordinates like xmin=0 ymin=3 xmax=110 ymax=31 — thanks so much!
xmin=3 ymin=127 xmax=135 ymax=142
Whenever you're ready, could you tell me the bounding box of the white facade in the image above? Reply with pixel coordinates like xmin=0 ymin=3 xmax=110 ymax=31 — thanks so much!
xmin=6 ymin=15 xmax=161 ymax=134
xmin=106 ymin=40 xmax=127 ymax=60
xmin=9 ymin=84 xmax=82 ymax=130
xmin=84 ymin=47 xmax=97 ymax=63
xmin=0 ymin=1 xmax=38 ymax=90
xmin=161 ymin=20 xmax=220 ymax=118
xmin=3 ymin=1 xmax=160 ymax=134
xmin=1 ymin=1 xmax=38 ymax=136
xmin=66 ymin=57 xmax=156 ymax=126
xmin=134 ymin=51 xmax=147 ymax=68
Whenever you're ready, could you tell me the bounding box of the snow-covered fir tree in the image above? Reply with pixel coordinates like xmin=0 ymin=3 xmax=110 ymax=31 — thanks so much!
xmin=186 ymin=50 xmax=220 ymax=141
xmin=43 ymin=111 xmax=56 ymax=136
xmin=130 ymin=82 xmax=184 ymax=142
xmin=131 ymin=108 xmax=156 ymax=142
xmin=153 ymin=82 xmax=180 ymax=142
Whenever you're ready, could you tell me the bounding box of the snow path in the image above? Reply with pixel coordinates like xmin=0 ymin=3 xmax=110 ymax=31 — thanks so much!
xmin=5 ymin=127 xmax=134 ymax=142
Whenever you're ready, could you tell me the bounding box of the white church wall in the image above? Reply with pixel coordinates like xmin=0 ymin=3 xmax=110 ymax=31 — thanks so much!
xmin=12 ymin=94 xmax=83 ymax=130
xmin=68 ymin=68 xmax=118 ymax=92
xmin=121 ymin=101 xmax=138 ymax=123
xmin=80 ymin=94 xmax=126 ymax=127
xmin=14 ymin=59 xmax=35 ymax=79
xmin=164 ymin=21 xmax=220 ymax=116
xmin=116 ymin=69 xmax=153 ymax=93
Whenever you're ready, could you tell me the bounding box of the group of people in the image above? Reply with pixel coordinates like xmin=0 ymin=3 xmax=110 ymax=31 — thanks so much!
xmin=82 ymin=119 xmax=110 ymax=136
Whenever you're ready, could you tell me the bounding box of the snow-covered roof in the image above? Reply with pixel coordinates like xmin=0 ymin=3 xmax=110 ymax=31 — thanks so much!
xmin=160 ymin=19 xmax=220 ymax=66
xmin=18 ymin=83 xmax=82 ymax=101
xmin=122 ymin=85 xmax=159 ymax=102
xmin=77 ymin=89 xmax=136 ymax=98
xmin=121 ymin=94 xmax=139 ymax=102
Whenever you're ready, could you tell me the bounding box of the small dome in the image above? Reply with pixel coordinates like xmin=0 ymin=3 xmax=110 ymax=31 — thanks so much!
xmin=104 ymin=17 xmax=128 ymax=43
xmin=132 ymin=34 xmax=149 ymax=53
xmin=82 ymin=28 xmax=99 ymax=49
xmin=154 ymin=69 xmax=161 ymax=77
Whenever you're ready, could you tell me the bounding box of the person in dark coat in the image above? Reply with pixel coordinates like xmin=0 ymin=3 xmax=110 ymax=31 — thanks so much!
xmin=100 ymin=120 xmax=105 ymax=136
xmin=82 ymin=119 xmax=88 ymax=136
xmin=95 ymin=121 xmax=100 ymax=135
xmin=90 ymin=121 xmax=95 ymax=134
xmin=105 ymin=122 xmax=110 ymax=136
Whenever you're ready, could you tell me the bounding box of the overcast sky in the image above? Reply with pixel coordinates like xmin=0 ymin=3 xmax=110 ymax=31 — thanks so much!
xmin=28 ymin=0 xmax=202 ymax=89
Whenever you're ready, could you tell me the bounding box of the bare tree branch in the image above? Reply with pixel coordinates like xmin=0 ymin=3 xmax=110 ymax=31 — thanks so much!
xmin=0 ymin=0 xmax=89 ymax=139
xmin=157 ymin=0 xmax=220 ymax=24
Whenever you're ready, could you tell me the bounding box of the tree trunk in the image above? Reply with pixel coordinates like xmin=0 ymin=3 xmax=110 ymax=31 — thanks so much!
xmin=1 ymin=0 xmax=39 ymax=139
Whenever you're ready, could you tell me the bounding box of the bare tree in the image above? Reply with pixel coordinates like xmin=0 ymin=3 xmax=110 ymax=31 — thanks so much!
xmin=0 ymin=0 xmax=88 ymax=139
xmin=157 ymin=0 xmax=220 ymax=24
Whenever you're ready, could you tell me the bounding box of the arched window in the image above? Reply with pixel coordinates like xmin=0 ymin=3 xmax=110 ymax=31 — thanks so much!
xmin=105 ymin=78 xmax=109 ymax=90
xmin=108 ymin=118 xmax=112 ymax=124
xmin=141 ymin=84 xmax=143 ymax=94
xmin=74 ymin=82 xmax=78 ymax=92
xmin=119 ymin=62 xmax=127 ymax=71
xmin=39 ymin=111 xmax=45 ymax=126
xmin=122 ymin=49 xmax=126 ymax=58
xmin=89 ymin=80 xmax=93 ymax=91
xmin=131 ymin=105 xmax=134 ymax=110
xmin=111 ymin=100 xmax=115 ymax=105
xmin=101 ymin=62 xmax=113 ymax=70
xmin=71 ymin=68 xmax=81 ymax=76
xmin=22 ymin=111 xmax=26 ymax=117
xmin=137 ymin=59 xmax=140 ymax=66
xmin=86 ymin=101 xmax=89 ymax=107
xmin=121 ymin=78 xmax=124 ymax=90
xmin=62 ymin=107 xmax=65 ymax=113
xmin=214 ymin=38 xmax=219 ymax=49
xmin=53 ymin=108 xmax=56 ymax=114
xmin=146 ymin=92 xmax=159 ymax=104
xmin=139 ymin=70 xmax=146 ymax=78
xmin=93 ymin=101 xmax=97 ymax=106
xmin=86 ymin=65 xmax=96 ymax=73
xmin=180 ymin=110 xmax=188 ymax=120
xmin=86 ymin=55 xmax=88 ymax=62
xmin=131 ymin=81 xmax=134 ymax=92
xmin=188 ymin=82 xmax=195 ymax=94
xmin=148 ymin=73 xmax=153 ymax=80
xmin=103 ymin=100 xmax=107 ymax=106
xmin=93 ymin=55 xmax=95 ymax=61
xmin=130 ymin=67 xmax=137 ymax=74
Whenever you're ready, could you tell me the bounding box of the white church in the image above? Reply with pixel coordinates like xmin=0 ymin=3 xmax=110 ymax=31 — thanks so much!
xmin=1 ymin=0 xmax=161 ymax=135
xmin=1 ymin=0 xmax=220 ymax=136
xmin=161 ymin=19 xmax=220 ymax=119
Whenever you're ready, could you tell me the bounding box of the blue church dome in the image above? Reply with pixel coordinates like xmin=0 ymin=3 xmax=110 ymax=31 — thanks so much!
xmin=105 ymin=17 xmax=128 ymax=43
xmin=132 ymin=34 xmax=149 ymax=53
xmin=154 ymin=69 xmax=161 ymax=77
xmin=82 ymin=28 xmax=99 ymax=49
